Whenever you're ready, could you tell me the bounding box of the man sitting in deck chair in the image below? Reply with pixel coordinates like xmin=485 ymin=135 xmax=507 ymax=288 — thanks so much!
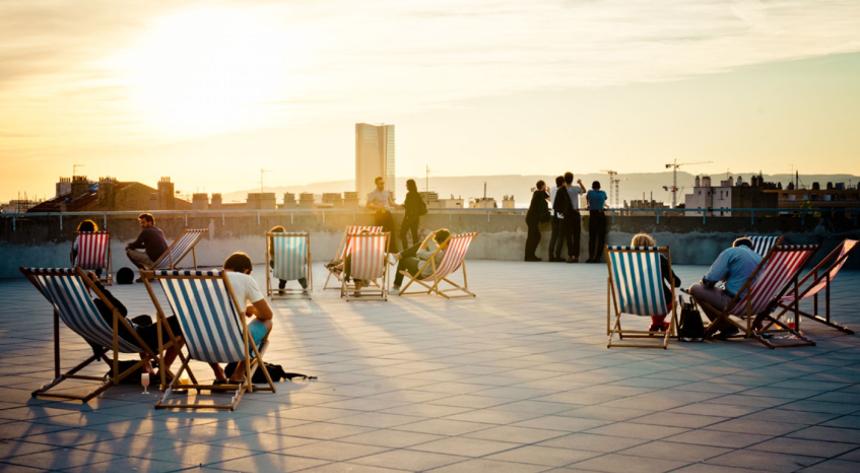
xmin=125 ymin=212 xmax=168 ymax=273
xmin=689 ymin=237 xmax=761 ymax=338
xmin=210 ymin=252 xmax=273 ymax=385
xmin=391 ymin=229 xmax=450 ymax=293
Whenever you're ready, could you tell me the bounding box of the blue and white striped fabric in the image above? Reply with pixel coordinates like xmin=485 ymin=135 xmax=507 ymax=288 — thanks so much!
xmin=272 ymin=233 xmax=307 ymax=281
xmin=607 ymin=246 xmax=669 ymax=317
xmin=155 ymin=229 xmax=206 ymax=269
xmin=30 ymin=268 xmax=140 ymax=352
xmin=155 ymin=270 xmax=247 ymax=363
xmin=748 ymin=235 xmax=781 ymax=258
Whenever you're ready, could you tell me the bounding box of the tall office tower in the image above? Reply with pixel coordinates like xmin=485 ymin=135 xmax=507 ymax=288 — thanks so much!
xmin=355 ymin=123 xmax=395 ymax=204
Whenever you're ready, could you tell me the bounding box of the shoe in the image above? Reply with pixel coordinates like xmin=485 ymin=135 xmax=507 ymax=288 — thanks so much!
xmin=649 ymin=322 xmax=670 ymax=332
xmin=525 ymin=256 xmax=542 ymax=262
xmin=135 ymin=277 xmax=143 ymax=283
xmin=391 ymin=284 xmax=401 ymax=293
xmin=714 ymin=326 xmax=740 ymax=340
xmin=566 ymin=257 xmax=578 ymax=263
xmin=278 ymin=289 xmax=285 ymax=296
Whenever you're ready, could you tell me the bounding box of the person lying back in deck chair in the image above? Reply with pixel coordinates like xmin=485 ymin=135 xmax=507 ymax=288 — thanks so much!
xmin=211 ymin=252 xmax=274 ymax=385
xmin=125 ymin=213 xmax=168 ymax=273
xmin=391 ymin=229 xmax=450 ymax=293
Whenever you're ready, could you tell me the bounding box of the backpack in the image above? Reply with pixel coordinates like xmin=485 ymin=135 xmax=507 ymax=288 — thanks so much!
xmin=678 ymin=295 xmax=705 ymax=342
xmin=116 ymin=267 xmax=135 ymax=285
xmin=225 ymin=362 xmax=317 ymax=383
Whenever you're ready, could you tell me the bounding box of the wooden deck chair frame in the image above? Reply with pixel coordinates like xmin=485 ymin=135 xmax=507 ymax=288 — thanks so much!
xmin=142 ymin=270 xmax=275 ymax=411
xmin=398 ymin=231 xmax=478 ymax=299
xmin=265 ymin=231 xmax=312 ymax=298
xmin=341 ymin=232 xmax=390 ymax=301
xmin=698 ymin=244 xmax=819 ymax=349
xmin=73 ymin=231 xmax=112 ymax=285
xmin=605 ymin=246 xmax=678 ymax=349
xmin=746 ymin=234 xmax=784 ymax=259
xmin=324 ymin=225 xmax=383 ymax=290
xmin=21 ymin=267 xmax=173 ymax=403
xmin=151 ymin=228 xmax=208 ymax=270
xmin=772 ymin=239 xmax=857 ymax=334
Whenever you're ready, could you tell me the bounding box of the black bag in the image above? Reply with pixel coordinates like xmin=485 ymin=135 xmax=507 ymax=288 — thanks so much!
xmin=678 ymin=295 xmax=705 ymax=342
xmin=116 ymin=267 xmax=135 ymax=285
xmin=225 ymin=362 xmax=317 ymax=383
xmin=107 ymin=359 xmax=145 ymax=384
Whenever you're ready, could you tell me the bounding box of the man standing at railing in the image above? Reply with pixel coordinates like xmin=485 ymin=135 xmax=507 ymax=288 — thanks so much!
xmin=564 ymin=172 xmax=587 ymax=263
xmin=125 ymin=212 xmax=168 ymax=272
xmin=367 ymin=176 xmax=398 ymax=252
xmin=586 ymin=181 xmax=608 ymax=263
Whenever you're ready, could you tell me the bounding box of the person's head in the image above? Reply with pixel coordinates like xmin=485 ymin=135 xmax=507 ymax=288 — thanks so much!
xmin=374 ymin=176 xmax=384 ymax=190
xmin=535 ymin=180 xmax=546 ymax=191
xmin=434 ymin=229 xmax=451 ymax=247
xmin=269 ymin=225 xmax=286 ymax=233
xmin=224 ymin=252 xmax=253 ymax=274
xmin=564 ymin=172 xmax=574 ymax=185
xmin=76 ymin=219 xmax=98 ymax=233
xmin=406 ymin=179 xmax=418 ymax=193
xmin=631 ymin=233 xmax=656 ymax=247
xmin=592 ymin=181 xmax=601 ymax=190
xmin=555 ymin=176 xmax=565 ymax=188
xmin=137 ymin=213 xmax=155 ymax=228
xmin=733 ymin=237 xmax=753 ymax=249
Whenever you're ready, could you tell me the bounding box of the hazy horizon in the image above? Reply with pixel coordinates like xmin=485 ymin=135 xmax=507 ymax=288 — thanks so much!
xmin=2 ymin=1 xmax=860 ymax=202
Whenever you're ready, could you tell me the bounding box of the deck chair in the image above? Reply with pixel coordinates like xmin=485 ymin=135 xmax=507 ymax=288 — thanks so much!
xmin=324 ymin=225 xmax=383 ymax=289
xmin=774 ymin=239 xmax=857 ymax=334
xmin=142 ymin=269 xmax=275 ymax=411
xmin=20 ymin=267 xmax=166 ymax=403
xmin=398 ymin=231 xmax=478 ymax=299
xmin=152 ymin=228 xmax=208 ymax=270
xmin=699 ymin=244 xmax=819 ymax=349
xmin=73 ymin=231 xmax=112 ymax=284
xmin=747 ymin=235 xmax=784 ymax=258
xmin=266 ymin=231 xmax=312 ymax=298
xmin=341 ymin=232 xmax=390 ymax=301
xmin=605 ymin=246 xmax=678 ymax=349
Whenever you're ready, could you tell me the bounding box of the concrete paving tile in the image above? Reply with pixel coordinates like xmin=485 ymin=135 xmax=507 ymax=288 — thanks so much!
xmin=204 ymin=432 xmax=316 ymax=452
xmin=835 ymin=447 xmax=860 ymax=462
xmin=278 ymin=440 xmax=389 ymax=462
xmin=798 ymin=459 xmax=860 ymax=473
xmin=60 ymin=457 xmax=187 ymax=473
xmin=206 ymin=452 xmax=327 ymax=472
xmin=664 ymin=429 xmax=772 ymax=449
xmin=280 ymin=421 xmax=375 ymax=440
xmin=706 ymin=449 xmax=821 ymax=472
xmin=300 ymin=462 xmax=408 ymax=473
xmin=751 ymin=437 xmax=858 ymax=458
xmin=586 ymin=422 xmax=689 ymax=440
xmin=706 ymin=418 xmax=806 ymax=436
xmin=538 ymin=433 xmax=648 ymax=453
xmin=0 ymin=441 xmax=56 ymax=460
xmin=464 ymin=425 xmax=568 ymax=443
xmin=787 ymin=426 xmax=860 ymax=444
xmin=392 ymin=418 xmax=491 ymax=436
xmin=568 ymin=453 xmax=689 ymax=473
xmin=671 ymin=463 xmax=772 ymax=473
xmin=426 ymin=458 xmax=547 ymax=473
xmin=411 ymin=436 xmax=519 ymax=457
xmin=1 ymin=447 xmax=121 ymax=471
xmin=486 ymin=445 xmax=601 ymax=467
xmin=350 ymin=449 xmax=467 ymax=471
xmin=629 ymin=412 xmax=727 ymax=429
xmin=338 ymin=429 xmax=444 ymax=449
xmin=619 ymin=441 xmax=731 ymax=462
xmin=0 ymin=462 xmax=47 ymax=472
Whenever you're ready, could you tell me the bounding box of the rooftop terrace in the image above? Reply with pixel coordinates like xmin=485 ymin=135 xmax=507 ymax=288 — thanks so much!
xmin=2 ymin=261 xmax=860 ymax=472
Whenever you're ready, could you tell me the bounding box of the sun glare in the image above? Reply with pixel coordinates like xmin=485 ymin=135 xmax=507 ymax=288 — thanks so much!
xmin=113 ymin=7 xmax=305 ymax=137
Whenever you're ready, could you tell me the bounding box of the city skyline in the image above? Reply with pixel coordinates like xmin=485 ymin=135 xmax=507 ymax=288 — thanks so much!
xmin=2 ymin=1 xmax=860 ymax=202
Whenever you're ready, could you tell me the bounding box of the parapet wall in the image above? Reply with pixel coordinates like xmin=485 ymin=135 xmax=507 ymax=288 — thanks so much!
xmin=1 ymin=209 xmax=858 ymax=278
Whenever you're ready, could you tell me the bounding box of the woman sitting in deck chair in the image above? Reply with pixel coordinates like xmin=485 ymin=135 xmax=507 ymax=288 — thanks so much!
xmin=630 ymin=233 xmax=681 ymax=332
xmin=391 ymin=229 xmax=450 ymax=293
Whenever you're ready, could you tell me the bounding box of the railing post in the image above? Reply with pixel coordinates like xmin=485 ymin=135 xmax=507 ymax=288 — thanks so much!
xmin=184 ymin=214 xmax=188 ymax=227
xmin=655 ymin=208 xmax=661 ymax=225
xmin=11 ymin=216 xmax=15 ymax=232
xmin=750 ymin=209 xmax=756 ymax=226
xmin=59 ymin=214 xmax=63 ymax=231
xmin=103 ymin=214 xmax=108 ymax=230
xmin=256 ymin=211 xmax=261 ymax=225
xmin=701 ymin=209 xmax=706 ymax=225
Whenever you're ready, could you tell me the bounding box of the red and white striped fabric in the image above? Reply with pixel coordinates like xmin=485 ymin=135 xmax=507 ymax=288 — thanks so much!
xmin=347 ymin=233 xmax=388 ymax=281
xmin=74 ymin=232 xmax=110 ymax=270
xmin=730 ymin=245 xmax=817 ymax=316
xmin=427 ymin=232 xmax=477 ymax=281
xmin=781 ymin=239 xmax=857 ymax=304
xmin=341 ymin=225 xmax=383 ymax=260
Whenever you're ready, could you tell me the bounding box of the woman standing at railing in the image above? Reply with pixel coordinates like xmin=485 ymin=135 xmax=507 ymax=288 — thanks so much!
xmin=400 ymin=179 xmax=427 ymax=250
xmin=525 ymin=180 xmax=550 ymax=261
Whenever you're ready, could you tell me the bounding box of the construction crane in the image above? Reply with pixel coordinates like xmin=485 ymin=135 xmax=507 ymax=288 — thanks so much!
xmin=664 ymin=159 xmax=713 ymax=208
xmin=601 ymin=170 xmax=620 ymax=208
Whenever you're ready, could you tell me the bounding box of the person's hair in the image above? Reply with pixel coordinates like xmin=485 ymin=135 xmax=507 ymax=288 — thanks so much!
xmin=555 ymin=175 xmax=565 ymax=187
xmin=374 ymin=176 xmax=383 ymax=184
xmin=733 ymin=237 xmax=753 ymax=249
xmin=224 ymin=252 xmax=253 ymax=273
xmin=564 ymin=172 xmax=573 ymax=184
xmin=138 ymin=212 xmax=154 ymax=224
xmin=434 ymin=229 xmax=450 ymax=245
xmin=535 ymin=180 xmax=545 ymax=190
xmin=592 ymin=181 xmax=601 ymax=190
xmin=631 ymin=233 xmax=656 ymax=247
xmin=269 ymin=225 xmax=286 ymax=233
xmin=76 ymin=219 xmax=98 ymax=233
xmin=406 ymin=179 xmax=417 ymax=193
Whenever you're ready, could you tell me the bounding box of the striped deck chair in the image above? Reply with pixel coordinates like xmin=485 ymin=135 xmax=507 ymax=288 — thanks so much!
xmin=324 ymin=225 xmax=383 ymax=289
xmin=341 ymin=232 xmax=390 ymax=301
xmin=605 ymin=246 xmax=677 ymax=349
xmin=152 ymin=228 xmax=208 ymax=270
xmin=774 ymin=239 xmax=857 ymax=334
xmin=142 ymin=270 xmax=275 ymax=411
xmin=73 ymin=231 xmax=112 ymax=284
xmin=266 ymin=231 xmax=312 ymax=298
xmin=747 ymin=235 xmax=784 ymax=259
xmin=700 ymin=244 xmax=819 ymax=348
xmin=398 ymin=232 xmax=478 ymax=299
xmin=20 ymin=267 xmax=164 ymax=403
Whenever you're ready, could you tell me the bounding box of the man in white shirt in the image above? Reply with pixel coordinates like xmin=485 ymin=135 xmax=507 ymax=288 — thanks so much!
xmin=563 ymin=172 xmax=587 ymax=263
xmin=367 ymin=176 xmax=398 ymax=252
xmin=211 ymin=252 xmax=274 ymax=384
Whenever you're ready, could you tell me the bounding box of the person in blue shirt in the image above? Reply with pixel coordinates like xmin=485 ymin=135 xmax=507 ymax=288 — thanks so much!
xmin=586 ymin=181 xmax=608 ymax=262
xmin=689 ymin=237 xmax=762 ymax=338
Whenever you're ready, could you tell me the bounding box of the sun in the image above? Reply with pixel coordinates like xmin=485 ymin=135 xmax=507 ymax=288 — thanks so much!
xmin=112 ymin=7 xmax=304 ymax=137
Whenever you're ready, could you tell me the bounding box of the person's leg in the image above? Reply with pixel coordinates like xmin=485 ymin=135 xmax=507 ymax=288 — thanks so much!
xmin=126 ymin=249 xmax=153 ymax=269
xmin=596 ymin=212 xmax=607 ymax=261
xmin=587 ymin=212 xmax=597 ymax=261
xmin=689 ymin=283 xmax=734 ymax=333
xmin=393 ymin=257 xmax=419 ymax=288
xmin=409 ymin=221 xmax=419 ymax=248
xmin=562 ymin=217 xmax=573 ymax=260
xmin=298 ymin=277 xmax=308 ymax=289
xmin=399 ymin=218 xmax=410 ymax=252
xmin=525 ymin=221 xmax=539 ymax=260
xmin=570 ymin=211 xmax=581 ymax=260
xmin=382 ymin=212 xmax=398 ymax=252
xmin=400 ymin=241 xmax=422 ymax=259
xmin=548 ymin=218 xmax=560 ymax=260
xmin=230 ymin=319 xmax=272 ymax=382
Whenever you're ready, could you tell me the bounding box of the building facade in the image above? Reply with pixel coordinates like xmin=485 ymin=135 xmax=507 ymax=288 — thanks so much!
xmin=355 ymin=123 xmax=395 ymax=205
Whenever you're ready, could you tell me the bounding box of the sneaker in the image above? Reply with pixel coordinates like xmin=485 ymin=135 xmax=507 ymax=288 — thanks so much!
xmin=525 ymin=256 xmax=542 ymax=262
xmin=278 ymin=289 xmax=285 ymax=296
xmin=391 ymin=284 xmax=401 ymax=293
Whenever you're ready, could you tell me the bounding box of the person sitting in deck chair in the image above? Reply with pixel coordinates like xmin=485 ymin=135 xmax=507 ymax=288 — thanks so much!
xmin=689 ymin=237 xmax=761 ymax=338
xmin=269 ymin=225 xmax=309 ymax=295
xmin=70 ymin=219 xmax=99 ymax=271
xmin=630 ymin=233 xmax=681 ymax=332
xmin=391 ymin=229 xmax=450 ymax=293
xmin=211 ymin=252 xmax=274 ymax=384
xmin=125 ymin=213 xmax=168 ymax=272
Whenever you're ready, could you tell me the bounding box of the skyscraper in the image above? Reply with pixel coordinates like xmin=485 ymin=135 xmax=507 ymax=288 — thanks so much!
xmin=355 ymin=123 xmax=395 ymax=204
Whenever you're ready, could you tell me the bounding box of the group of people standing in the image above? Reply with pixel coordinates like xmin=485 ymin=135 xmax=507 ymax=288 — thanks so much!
xmin=525 ymin=173 xmax=608 ymax=263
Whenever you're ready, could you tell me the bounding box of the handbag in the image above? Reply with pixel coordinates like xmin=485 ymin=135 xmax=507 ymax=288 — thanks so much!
xmin=678 ymin=295 xmax=705 ymax=342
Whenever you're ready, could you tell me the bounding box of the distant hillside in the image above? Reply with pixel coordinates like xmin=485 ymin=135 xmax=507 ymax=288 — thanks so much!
xmin=224 ymin=172 xmax=860 ymax=208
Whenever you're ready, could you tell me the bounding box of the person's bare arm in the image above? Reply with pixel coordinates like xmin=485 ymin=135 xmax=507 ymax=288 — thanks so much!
xmin=577 ymin=179 xmax=586 ymax=193
xmin=246 ymin=299 xmax=273 ymax=321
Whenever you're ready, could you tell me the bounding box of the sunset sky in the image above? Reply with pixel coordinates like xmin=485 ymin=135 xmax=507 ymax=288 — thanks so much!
xmin=2 ymin=0 xmax=859 ymax=202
